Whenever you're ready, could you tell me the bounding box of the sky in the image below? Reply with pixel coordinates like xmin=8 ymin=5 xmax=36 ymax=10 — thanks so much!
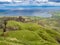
xmin=0 ymin=0 xmax=12 ymax=2
xmin=0 ymin=0 xmax=60 ymax=2
xmin=0 ymin=0 xmax=60 ymax=5
xmin=0 ymin=0 xmax=60 ymax=9
xmin=0 ymin=0 xmax=48 ymax=1
xmin=0 ymin=0 xmax=60 ymax=17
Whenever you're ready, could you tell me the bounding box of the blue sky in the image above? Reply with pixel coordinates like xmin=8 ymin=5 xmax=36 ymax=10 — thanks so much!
xmin=0 ymin=0 xmax=60 ymax=5
xmin=0 ymin=0 xmax=60 ymax=17
xmin=0 ymin=0 xmax=60 ymax=9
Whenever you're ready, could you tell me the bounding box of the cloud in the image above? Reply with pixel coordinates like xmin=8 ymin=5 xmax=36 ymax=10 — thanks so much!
xmin=48 ymin=0 xmax=60 ymax=2
xmin=36 ymin=0 xmax=48 ymax=2
xmin=47 ymin=2 xmax=60 ymax=6
xmin=0 ymin=0 xmax=60 ymax=8
xmin=0 ymin=0 xmax=12 ymax=2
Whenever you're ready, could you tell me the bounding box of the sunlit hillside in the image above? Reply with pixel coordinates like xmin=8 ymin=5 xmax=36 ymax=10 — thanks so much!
xmin=0 ymin=15 xmax=60 ymax=45
xmin=0 ymin=12 xmax=59 ymax=45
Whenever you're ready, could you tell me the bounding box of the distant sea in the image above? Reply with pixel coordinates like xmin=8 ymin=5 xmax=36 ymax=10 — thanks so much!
xmin=0 ymin=6 xmax=60 ymax=17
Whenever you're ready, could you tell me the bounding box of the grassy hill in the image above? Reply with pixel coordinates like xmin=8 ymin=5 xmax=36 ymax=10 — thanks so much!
xmin=0 ymin=20 xmax=60 ymax=45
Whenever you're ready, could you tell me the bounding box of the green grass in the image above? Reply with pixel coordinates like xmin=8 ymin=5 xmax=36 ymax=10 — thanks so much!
xmin=0 ymin=20 xmax=60 ymax=45
xmin=7 ymin=20 xmax=41 ymax=31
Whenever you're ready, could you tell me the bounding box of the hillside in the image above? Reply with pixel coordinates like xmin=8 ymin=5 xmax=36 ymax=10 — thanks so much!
xmin=0 ymin=20 xmax=60 ymax=45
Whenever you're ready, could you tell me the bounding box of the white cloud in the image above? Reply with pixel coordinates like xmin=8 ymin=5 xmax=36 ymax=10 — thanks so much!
xmin=0 ymin=0 xmax=48 ymax=2
xmin=0 ymin=0 xmax=60 ymax=6
xmin=47 ymin=2 xmax=60 ymax=6
xmin=0 ymin=0 xmax=12 ymax=2
xmin=36 ymin=0 xmax=48 ymax=2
